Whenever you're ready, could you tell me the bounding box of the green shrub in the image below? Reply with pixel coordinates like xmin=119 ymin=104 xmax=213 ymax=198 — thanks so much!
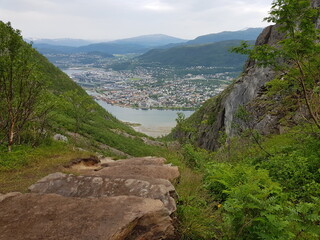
xmin=182 ymin=144 xmax=211 ymax=168
xmin=258 ymin=151 xmax=320 ymax=201
xmin=204 ymin=163 xmax=290 ymax=239
xmin=253 ymin=130 xmax=320 ymax=202
xmin=287 ymin=197 xmax=320 ymax=240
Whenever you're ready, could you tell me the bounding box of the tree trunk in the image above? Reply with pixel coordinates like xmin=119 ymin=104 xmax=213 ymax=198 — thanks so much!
xmin=8 ymin=119 xmax=15 ymax=152
xmin=297 ymin=61 xmax=320 ymax=129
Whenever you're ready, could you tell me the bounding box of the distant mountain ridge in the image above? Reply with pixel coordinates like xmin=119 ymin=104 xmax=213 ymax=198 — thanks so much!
xmin=137 ymin=28 xmax=262 ymax=69
xmin=33 ymin=29 xmax=262 ymax=55
xmin=158 ymin=28 xmax=264 ymax=49
xmin=31 ymin=43 xmax=76 ymax=54
xmin=28 ymin=38 xmax=95 ymax=47
xmin=138 ymin=40 xmax=253 ymax=68
xmin=109 ymin=34 xmax=188 ymax=47
xmin=186 ymin=28 xmax=263 ymax=45
xmin=33 ymin=34 xmax=187 ymax=55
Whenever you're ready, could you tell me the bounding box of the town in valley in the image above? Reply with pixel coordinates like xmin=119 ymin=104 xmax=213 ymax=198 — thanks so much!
xmin=51 ymin=53 xmax=238 ymax=110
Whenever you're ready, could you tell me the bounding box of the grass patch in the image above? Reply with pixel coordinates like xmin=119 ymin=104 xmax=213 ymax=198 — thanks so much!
xmin=164 ymin=150 xmax=219 ymax=240
xmin=0 ymin=142 xmax=93 ymax=193
xmin=176 ymin=167 xmax=219 ymax=240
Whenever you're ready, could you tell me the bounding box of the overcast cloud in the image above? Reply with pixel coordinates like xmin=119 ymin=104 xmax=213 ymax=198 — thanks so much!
xmin=0 ymin=0 xmax=274 ymax=40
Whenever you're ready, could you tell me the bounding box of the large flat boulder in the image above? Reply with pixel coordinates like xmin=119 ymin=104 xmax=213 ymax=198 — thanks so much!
xmin=101 ymin=156 xmax=167 ymax=167
xmin=29 ymin=172 xmax=177 ymax=213
xmin=2 ymin=156 xmax=180 ymax=239
xmin=0 ymin=193 xmax=176 ymax=240
xmin=89 ymin=164 xmax=180 ymax=182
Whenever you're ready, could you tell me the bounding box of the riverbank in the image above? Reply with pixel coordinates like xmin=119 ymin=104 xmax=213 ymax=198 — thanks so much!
xmin=93 ymin=94 xmax=197 ymax=111
xmin=132 ymin=125 xmax=173 ymax=138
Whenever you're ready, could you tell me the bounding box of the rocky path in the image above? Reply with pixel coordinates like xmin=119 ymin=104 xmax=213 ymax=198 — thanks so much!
xmin=0 ymin=156 xmax=180 ymax=240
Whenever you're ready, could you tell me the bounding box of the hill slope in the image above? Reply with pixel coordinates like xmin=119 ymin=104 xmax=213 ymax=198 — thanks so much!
xmin=29 ymin=38 xmax=94 ymax=47
xmin=187 ymin=28 xmax=263 ymax=45
xmin=76 ymin=42 xmax=148 ymax=54
xmin=110 ymin=34 xmax=187 ymax=47
xmin=139 ymin=40 xmax=253 ymax=68
xmin=169 ymin=1 xmax=320 ymax=238
xmin=0 ymin=21 xmax=163 ymax=160
xmin=34 ymin=34 xmax=187 ymax=55
xmin=34 ymin=49 xmax=162 ymax=157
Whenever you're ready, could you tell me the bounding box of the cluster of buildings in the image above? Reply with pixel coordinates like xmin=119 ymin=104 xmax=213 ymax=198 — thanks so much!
xmin=69 ymin=67 xmax=234 ymax=110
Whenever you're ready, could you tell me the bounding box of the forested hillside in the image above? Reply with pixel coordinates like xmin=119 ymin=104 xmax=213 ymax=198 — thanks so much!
xmin=139 ymin=40 xmax=252 ymax=69
xmin=186 ymin=28 xmax=263 ymax=45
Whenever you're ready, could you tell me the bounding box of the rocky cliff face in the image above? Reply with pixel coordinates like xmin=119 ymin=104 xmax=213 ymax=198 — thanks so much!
xmin=312 ymin=0 xmax=320 ymax=28
xmin=173 ymin=25 xmax=285 ymax=150
xmin=173 ymin=0 xmax=319 ymax=151
xmin=173 ymin=0 xmax=320 ymax=150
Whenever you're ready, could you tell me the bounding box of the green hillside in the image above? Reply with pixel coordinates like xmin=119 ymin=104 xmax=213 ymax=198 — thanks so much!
xmin=0 ymin=21 xmax=164 ymax=192
xmin=32 ymin=41 xmax=161 ymax=157
xmin=186 ymin=28 xmax=263 ymax=45
xmin=139 ymin=40 xmax=253 ymax=69
xmin=39 ymin=57 xmax=160 ymax=158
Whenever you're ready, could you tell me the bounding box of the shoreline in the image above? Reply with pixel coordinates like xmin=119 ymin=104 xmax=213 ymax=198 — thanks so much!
xmin=93 ymin=96 xmax=195 ymax=138
xmin=92 ymin=95 xmax=196 ymax=111
xmin=132 ymin=125 xmax=173 ymax=138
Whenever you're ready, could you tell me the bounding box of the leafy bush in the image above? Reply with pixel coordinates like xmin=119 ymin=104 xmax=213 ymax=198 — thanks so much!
xmin=287 ymin=197 xmax=320 ymax=240
xmin=0 ymin=145 xmax=30 ymax=170
xmin=258 ymin=151 xmax=320 ymax=202
xmin=200 ymin=126 xmax=320 ymax=239
xmin=182 ymin=144 xmax=211 ymax=168
xmin=252 ymin=130 xmax=320 ymax=202
xmin=204 ymin=163 xmax=291 ymax=239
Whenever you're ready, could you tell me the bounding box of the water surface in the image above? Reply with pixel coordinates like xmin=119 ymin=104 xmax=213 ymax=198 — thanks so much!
xmin=96 ymin=100 xmax=194 ymax=137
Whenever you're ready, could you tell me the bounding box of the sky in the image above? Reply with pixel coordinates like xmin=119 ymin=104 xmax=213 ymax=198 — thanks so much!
xmin=1 ymin=0 xmax=274 ymax=41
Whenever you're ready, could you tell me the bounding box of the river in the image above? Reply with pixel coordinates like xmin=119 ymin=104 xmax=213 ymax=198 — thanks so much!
xmin=63 ymin=68 xmax=194 ymax=137
xmin=96 ymin=100 xmax=194 ymax=137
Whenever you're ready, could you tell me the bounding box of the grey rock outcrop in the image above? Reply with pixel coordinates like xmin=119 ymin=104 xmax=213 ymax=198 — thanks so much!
xmin=312 ymin=0 xmax=320 ymax=28
xmin=312 ymin=0 xmax=320 ymax=8
xmin=1 ymin=156 xmax=179 ymax=239
xmin=53 ymin=133 xmax=68 ymax=142
xmin=100 ymin=156 xmax=167 ymax=167
xmin=175 ymin=25 xmax=284 ymax=150
xmin=222 ymin=25 xmax=285 ymax=138
xmin=176 ymin=0 xmax=320 ymax=151
xmin=90 ymin=164 xmax=180 ymax=182
xmin=29 ymin=172 xmax=177 ymax=214
xmin=0 ymin=193 xmax=175 ymax=240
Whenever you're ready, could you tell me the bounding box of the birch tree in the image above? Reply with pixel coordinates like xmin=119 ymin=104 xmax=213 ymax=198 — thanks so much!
xmin=0 ymin=22 xmax=44 ymax=151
